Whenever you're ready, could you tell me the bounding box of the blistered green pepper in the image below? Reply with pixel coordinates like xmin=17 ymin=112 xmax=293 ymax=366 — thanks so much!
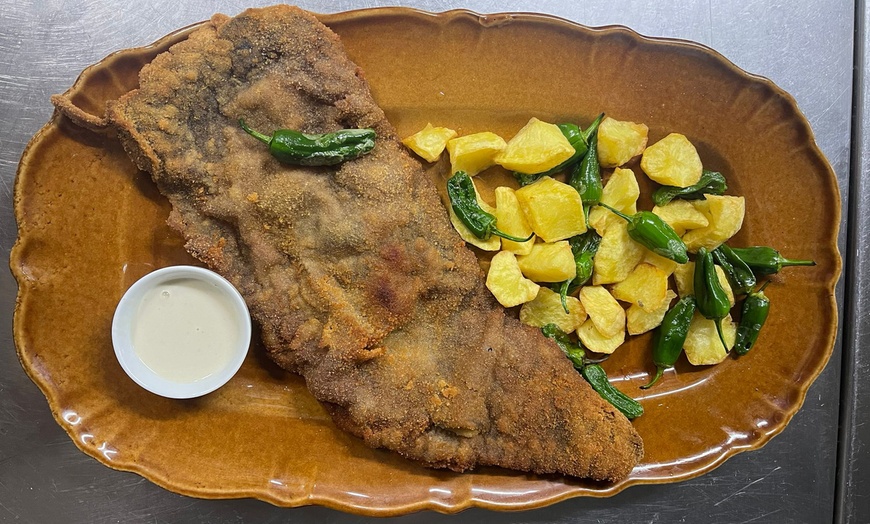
xmin=733 ymin=281 xmax=772 ymax=355
xmin=580 ymin=113 xmax=604 ymax=144
xmin=556 ymin=231 xmax=601 ymax=313
xmin=447 ymin=171 xmax=534 ymax=242
xmin=541 ymin=325 xmax=640 ymax=418
xmin=694 ymin=247 xmax=731 ymax=350
xmin=641 ymin=295 xmax=696 ymax=389
xmin=581 ymin=364 xmax=644 ymax=420
xmin=712 ymin=244 xmax=756 ymax=295
xmin=541 ymin=323 xmax=587 ymax=369
xmin=239 ymin=119 xmax=375 ymax=166
xmin=568 ymin=117 xmax=603 ymax=220
xmin=598 ymin=203 xmax=689 ymax=264
xmin=728 ymin=246 xmax=816 ymax=275
xmin=651 ymin=169 xmax=727 ymax=206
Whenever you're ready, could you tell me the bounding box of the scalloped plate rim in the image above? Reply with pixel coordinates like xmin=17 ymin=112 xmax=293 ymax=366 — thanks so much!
xmin=9 ymin=6 xmax=841 ymax=515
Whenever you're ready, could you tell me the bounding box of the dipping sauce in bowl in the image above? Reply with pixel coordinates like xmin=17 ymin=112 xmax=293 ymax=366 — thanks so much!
xmin=112 ymin=266 xmax=251 ymax=399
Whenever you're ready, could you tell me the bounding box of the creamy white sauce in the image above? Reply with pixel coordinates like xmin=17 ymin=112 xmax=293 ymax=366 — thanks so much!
xmin=132 ymin=278 xmax=240 ymax=384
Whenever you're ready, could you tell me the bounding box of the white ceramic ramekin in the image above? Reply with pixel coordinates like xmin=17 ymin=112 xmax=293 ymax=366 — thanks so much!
xmin=112 ymin=265 xmax=251 ymax=399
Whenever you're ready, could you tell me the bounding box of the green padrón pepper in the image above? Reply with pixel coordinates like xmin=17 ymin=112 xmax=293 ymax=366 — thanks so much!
xmin=556 ymin=231 xmax=602 ymax=313
xmin=239 ymin=119 xmax=375 ymax=166
xmin=541 ymin=324 xmax=587 ymax=369
xmin=651 ymin=169 xmax=728 ymax=206
xmin=598 ymin=203 xmax=689 ymax=264
xmin=581 ymin=364 xmax=644 ymax=420
xmin=712 ymin=244 xmax=756 ymax=295
xmin=580 ymin=113 xmax=604 ymax=144
xmin=694 ymin=247 xmax=731 ymax=350
xmin=733 ymin=281 xmax=771 ymax=355
xmin=568 ymin=121 xmax=603 ymax=218
xmin=728 ymin=246 xmax=816 ymax=275
xmin=447 ymin=171 xmax=533 ymax=243
xmin=641 ymin=295 xmax=696 ymax=389
xmin=541 ymin=325 xmax=638 ymax=417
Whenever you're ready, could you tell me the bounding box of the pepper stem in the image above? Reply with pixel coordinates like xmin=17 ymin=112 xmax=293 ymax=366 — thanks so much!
xmin=782 ymin=258 xmax=816 ymax=268
xmin=558 ymin=280 xmax=571 ymax=314
xmin=239 ymin=119 xmax=272 ymax=145
xmin=715 ymin=318 xmax=729 ymax=352
xmin=583 ymin=204 xmax=592 ymax=224
xmin=597 ymin=202 xmax=631 ymax=222
xmin=756 ymin=280 xmax=772 ymax=293
xmin=491 ymin=228 xmax=534 ymax=243
xmin=640 ymin=365 xmax=664 ymax=390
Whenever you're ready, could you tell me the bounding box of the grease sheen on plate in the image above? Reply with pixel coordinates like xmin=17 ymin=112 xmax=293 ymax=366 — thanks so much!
xmin=10 ymin=8 xmax=840 ymax=515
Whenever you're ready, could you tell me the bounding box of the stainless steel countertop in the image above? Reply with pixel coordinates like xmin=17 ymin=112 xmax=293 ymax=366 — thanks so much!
xmin=0 ymin=1 xmax=860 ymax=522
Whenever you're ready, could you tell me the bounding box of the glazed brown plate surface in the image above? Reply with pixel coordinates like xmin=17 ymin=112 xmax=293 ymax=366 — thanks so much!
xmin=10 ymin=8 xmax=840 ymax=515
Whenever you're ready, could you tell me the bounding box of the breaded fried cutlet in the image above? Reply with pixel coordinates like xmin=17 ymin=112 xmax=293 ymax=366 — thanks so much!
xmin=105 ymin=5 xmax=643 ymax=481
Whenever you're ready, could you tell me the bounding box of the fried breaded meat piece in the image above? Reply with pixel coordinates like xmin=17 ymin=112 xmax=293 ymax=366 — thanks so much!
xmin=107 ymin=5 xmax=643 ymax=481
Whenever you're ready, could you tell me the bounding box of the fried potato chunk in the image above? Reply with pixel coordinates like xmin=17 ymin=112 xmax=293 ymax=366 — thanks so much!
xmin=683 ymin=312 xmax=736 ymax=365
xmin=494 ymin=186 xmax=535 ymax=255
xmin=402 ymin=123 xmax=457 ymax=162
xmin=592 ymin=220 xmax=645 ymax=285
xmin=681 ymin=195 xmax=746 ymax=252
xmin=486 ymin=251 xmax=541 ymax=307
xmin=495 ymin=117 xmax=576 ymax=174
xmin=610 ymin=263 xmax=669 ymax=312
xmin=517 ymin=241 xmax=576 ymax=282
xmin=579 ymin=286 xmax=625 ymax=338
xmin=627 ymin=290 xmax=677 ymax=335
xmin=515 ymin=176 xmax=586 ymax=242
xmin=641 ymin=133 xmax=703 ymax=187
xmin=641 ymin=249 xmax=680 ymax=277
xmin=587 ymin=167 xmax=640 ymax=235
xmin=596 ymin=116 xmax=649 ymax=168
xmin=447 ymin=131 xmax=506 ymax=175
xmin=520 ymin=287 xmax=587 ymax=332
xmin=577 ymin=318 xmax=625 ymax=354
xmin=652 ymin=200 xmax=709 ymax=237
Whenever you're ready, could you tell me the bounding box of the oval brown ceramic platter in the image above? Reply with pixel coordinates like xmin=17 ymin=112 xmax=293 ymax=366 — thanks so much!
xmin=10 ymin=7 xmax=841 ymax=515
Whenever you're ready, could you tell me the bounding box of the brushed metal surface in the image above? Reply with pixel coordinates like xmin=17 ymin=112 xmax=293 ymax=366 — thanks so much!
xmin=0 ymin=1 xmax=854 ymax=522
xmin=837 ymin=1 xmax=869 ymax=523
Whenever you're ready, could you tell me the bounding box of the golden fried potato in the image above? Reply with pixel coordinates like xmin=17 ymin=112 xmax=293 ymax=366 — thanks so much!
xmin=682 ymin=195 xmax=746 ymax=252
xmin=610 ymin=263 xmax=669 ymax=312
xmin=596 ymin=117 xmax=649 ymax=168
xmin=641 ymin=133 xmax=703 ymax=187
xmin=579 ymin=286 xmax=625 ymax=338
xmin=446 ymin=131 xmax=506 ymax=175
xmin=517 ymin=241 xmax=576 ymax=282
xmin=447 ymin=178 xmax=500 ymax=251
xmin=485 ymin=251 xmax=540 ymax=307
xmin=515 ymin=176 xmax=586 ymax=242
xmin=652 ymin=200 xmax=709 ymax=237
xmin=588 ymin=201 xmax=636 ymax=237
xmin=401 ymin=123 xmax=457 ymax=162
xmin=587 ymin=167 xmax=640 ymax=235
xmin=494 ymin=117 xmax=576 ymax=174
xmin=627 ymin=290 xmax=677 ymax=335
xmin=592 ymin=220 xmax=645 ymax=285
xmin=520 ymin=287 xmax=587 ymax=332
xmin=577 ymin=318 xmax=625 ymax=354
xmin=641 ymin=249 xmax=680 ymax=277
xmin=672 ymin=262 xmax=736 ymax=307
xmin=683 ymin=312 xmax=736 ymax=365
xmin=494 ymin=186 xmax=535 ymax=255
